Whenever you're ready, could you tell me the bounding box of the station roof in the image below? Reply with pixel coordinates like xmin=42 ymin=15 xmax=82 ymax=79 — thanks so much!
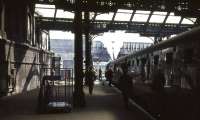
xmin=34 ymin=0 xmax=200 ymax=37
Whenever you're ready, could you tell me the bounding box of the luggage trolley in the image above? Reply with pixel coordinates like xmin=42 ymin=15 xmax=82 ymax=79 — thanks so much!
xmin=38 ymin=68 xmax=73 ymax=113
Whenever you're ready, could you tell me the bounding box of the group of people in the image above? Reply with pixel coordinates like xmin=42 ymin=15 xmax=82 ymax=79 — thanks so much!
xmin=84 ymin=64 xmax=133 ymax=110
xmin=106 ymin=63 xmax=134 ymax=109
xmin=84 ymin=66 xmax=114 ymax=95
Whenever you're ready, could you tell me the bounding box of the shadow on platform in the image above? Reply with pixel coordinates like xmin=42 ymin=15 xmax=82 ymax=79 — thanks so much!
xmin=0 ymin=84 xmax=150 ymax=120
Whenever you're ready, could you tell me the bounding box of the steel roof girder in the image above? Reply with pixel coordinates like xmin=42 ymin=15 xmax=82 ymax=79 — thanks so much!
xmin=36 ymin=17 xmax=194 ymax=36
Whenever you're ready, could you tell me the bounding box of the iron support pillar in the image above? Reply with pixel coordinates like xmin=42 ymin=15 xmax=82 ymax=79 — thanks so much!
xmin=73 ymin=0 xmax=85 ymax=107
xmin=85 ymin=12 xmax=92 ymax=73
xmin=48 ymin=32 xmax=51 ymax=51
xmin=0 ymin=0 xmax=5 ymax=38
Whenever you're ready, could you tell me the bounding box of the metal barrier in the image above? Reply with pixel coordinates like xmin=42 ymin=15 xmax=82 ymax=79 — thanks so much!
xmin=38 ymin=68 xmax=74 ymax=113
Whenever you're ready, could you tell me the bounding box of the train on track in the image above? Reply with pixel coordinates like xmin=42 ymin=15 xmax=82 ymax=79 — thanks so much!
xmin=107 ymin=26 xmax=200 ymax=120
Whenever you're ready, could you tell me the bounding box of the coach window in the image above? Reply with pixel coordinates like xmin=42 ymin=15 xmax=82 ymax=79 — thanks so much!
xmin=166 ymin=53 xmax=173 ymax=64
xmin=183 ymin=48 xmax=193 ymax=64
xmin=132 ymin=60 xmax=134 ymax=67
xmin=127 ymin=61 xmax=131 ymax=66
xmin=154 ymin=55 xmax=159 ymax=65
xmin=141 ymin=58 xmax=146 ymax=65
xmin=136 ymin=59 xmax=139 ymax=66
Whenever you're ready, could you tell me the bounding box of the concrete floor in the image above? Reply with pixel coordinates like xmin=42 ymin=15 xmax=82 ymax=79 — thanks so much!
xmin=0 ymin=83 xmax=150 ymax=120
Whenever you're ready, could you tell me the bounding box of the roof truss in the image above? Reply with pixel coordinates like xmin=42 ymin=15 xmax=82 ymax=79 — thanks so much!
xmin=37 ymin=17 xmax=193 ymax=37
xmin=35 ymin=0 xmax=200 ymax=17
xmin=34 ymin=0 xmax=199 ymax=37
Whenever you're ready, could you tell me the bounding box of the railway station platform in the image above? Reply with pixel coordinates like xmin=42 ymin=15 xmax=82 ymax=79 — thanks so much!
xmin=0 ymin=81 xmax=150 ymax=120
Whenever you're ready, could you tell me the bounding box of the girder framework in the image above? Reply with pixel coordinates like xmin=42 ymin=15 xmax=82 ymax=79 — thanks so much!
xmin=35 ymin=0 xmax=200 ymax=17
xmin=36 ymin=17 xmax=193 ymax=37
xmin=35 ymin=0 xmax=200 ymax=37
xmin=34 ymin=0 xmax=199 ymax=37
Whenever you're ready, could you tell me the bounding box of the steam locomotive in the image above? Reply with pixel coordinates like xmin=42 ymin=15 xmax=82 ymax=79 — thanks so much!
xmin=107 ymin=26 xmax=200 ymax=119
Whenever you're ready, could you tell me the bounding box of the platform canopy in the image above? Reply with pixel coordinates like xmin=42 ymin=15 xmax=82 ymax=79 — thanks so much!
xmin=34 ymin=0 xmax=200 ymax=37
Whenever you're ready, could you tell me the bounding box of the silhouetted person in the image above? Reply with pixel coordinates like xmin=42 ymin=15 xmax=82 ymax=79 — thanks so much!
xmin=151 ymin=66 xmax=165 ymax=117
xmin=105 ymin=68 xmax=113 ymax=86
xmin=151 ymin=67 xmax=165 ymax=93
xmin=85 ymin=67 xmax=96 ymax=95
xmin=99 ymin=68 xmax=102 ymax=81
xmin=119 ymin=63 xmax=133 ymax=109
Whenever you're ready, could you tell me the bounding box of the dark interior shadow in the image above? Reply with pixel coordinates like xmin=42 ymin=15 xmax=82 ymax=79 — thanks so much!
xmin=0 ymin=89 xmax=39 ymax=118
xmin=82 ymin=85 xmax=150 ymax=120
xmin=14 ymin=44 xmax=28 ymax=75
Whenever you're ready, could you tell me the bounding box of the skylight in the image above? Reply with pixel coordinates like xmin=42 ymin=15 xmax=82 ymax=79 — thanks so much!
xmin=35 ymin=4 xmax=56 ymax=17
xmin=115 ymin=9 xmax=133 ymax=21
xmin=56 ymin=9 xmax=74 ymax=19
xmin=35 ymin=4 xmax=55 ymax=9
xmin=132 ymin=10 xmax=150 ymax=22
xmin=149 ymin=11 xmax=167 ymax=23
xmin=166 ymin=13 xmax=181 ymax=24
xmin=149 ymin=15 xmax=166 ymax=23
xmin=182 ymin=18 xmax=196 ymax=24
xmin=132 ymin=14 xmax=149 ymax=22
xmin=190 ymin=18 xmax=197 ymax=22
xmin=35 ymin=8 xmax=55 ymax=17
xmin=153 ymin=11 xmax=167 ymax=16
xmin=96 ymin=12 xmax=114 ymax=20
xmin=89 ymin=12 xmax=96 ymax=20
xmin=117 ymin=9 xmax=133 ymax=13
xmin=135 ymin=10 xmax=151 ymax=14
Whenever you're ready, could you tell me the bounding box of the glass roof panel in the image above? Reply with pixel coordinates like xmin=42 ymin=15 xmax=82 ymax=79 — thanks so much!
xmin=89 ymin=12 xmax=96 ymax=20
xmin=182 ymin=18 xmax=196 ymax=24
xmin=117 ymin=9 xmax=133 ymax=13
xmin=149 ymin=15 xmax=166 ymax=23
xmin=169 ymin=12 xmax=175 ymax=16
xmin=35 ymin=8 xmax=55 ymax=17
xmin=153 ymin=11 xmax=168 ymax=15
xmin=56 ymin=9 xmax=74 ymax=19
xmin=132 ymin=14 xmax=149 ymax=22
xmin=96 ymin=12 xmax=114 ymax=20
xmin=135 ymin=10 xmax=151 ymax=14
xmin=35 ymin=4 xmax=55 ymax=9
xmin=115 ymin=13 xmax=132 ymax=21
xmin=149 ymin=11 xmax=167 ymax=23
xmin=190 ymin=18 xmax=197 ymax=22
xmin=166 ymin=15 xmax=181 ymax=24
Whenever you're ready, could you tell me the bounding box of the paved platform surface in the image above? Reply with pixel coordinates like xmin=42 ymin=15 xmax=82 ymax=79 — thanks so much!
xmin=0 ymin=83 xmax=150 ymax=120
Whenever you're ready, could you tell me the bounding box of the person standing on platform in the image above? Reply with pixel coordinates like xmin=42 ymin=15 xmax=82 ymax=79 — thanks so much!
xmin=151 ymin=65 xmax=165 ymax=116
xmin=99 ymin=68 xmax=102 ymax=81
xmin=85 ymin=66 xmax=96 ymax=95
xmin=105 ymin=68 xmax=113 ymax=87
xmin=119 ymin=63 xmax=133 ymax=109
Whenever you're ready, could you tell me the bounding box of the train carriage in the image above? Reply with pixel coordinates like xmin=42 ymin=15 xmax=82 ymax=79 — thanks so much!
xmin=106 ymin=26 xmax=200 ymax=119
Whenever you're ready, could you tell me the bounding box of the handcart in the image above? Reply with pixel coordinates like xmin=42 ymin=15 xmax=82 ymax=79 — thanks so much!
xmin=38 ymin=68 xmax=73 ymax=113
